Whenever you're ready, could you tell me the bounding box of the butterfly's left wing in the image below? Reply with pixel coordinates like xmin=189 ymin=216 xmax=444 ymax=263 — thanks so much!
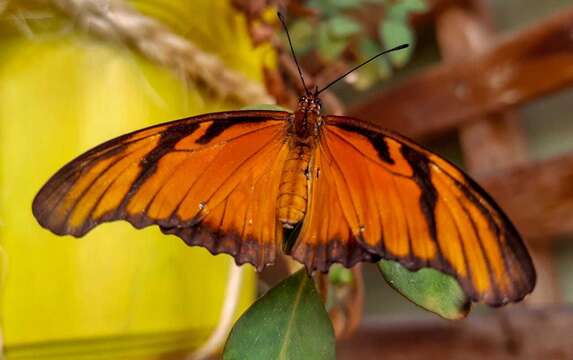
xmin=33 ymin=111 xmax=290 ymax=270
xmin=293 ymin=115 xmax=535 ymax=306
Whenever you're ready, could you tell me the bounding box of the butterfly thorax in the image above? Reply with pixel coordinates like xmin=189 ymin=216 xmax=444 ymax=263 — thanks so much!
xmin=290 ymin=95 xmax=322 ymax=142
xmin=278 ymin=95 xmax=322 ymax=229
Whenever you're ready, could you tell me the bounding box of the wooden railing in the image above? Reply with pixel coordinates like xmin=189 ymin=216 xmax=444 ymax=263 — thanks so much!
xmin=342 ymin=1 xmax=573 ymax=357
xmin=351 ymin=8 xmax=573 ymax=140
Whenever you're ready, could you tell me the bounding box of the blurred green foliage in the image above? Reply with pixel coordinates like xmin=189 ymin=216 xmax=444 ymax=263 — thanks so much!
xmin=328 ymin=264 xmax=354 ymax=286
xmin=289 ymin=0 xmax=428 ymax=90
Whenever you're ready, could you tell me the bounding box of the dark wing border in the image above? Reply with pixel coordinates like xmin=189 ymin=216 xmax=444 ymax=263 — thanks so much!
xmin=324 ymin=115 xmax=536 ymax=305
xmin=32 ymin=110 xmax=290 ymax=236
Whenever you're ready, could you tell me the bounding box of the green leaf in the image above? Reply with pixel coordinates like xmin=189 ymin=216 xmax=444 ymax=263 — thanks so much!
xmin=360 ymin=36 xmax=382 ymax=57
xmin=403 ymin=0 xmax=429 ymax=11
xmin=318 ymin=23 xmax=349 ymax=61
xmin=328 ymin=264 xmax=353 ymax=286
xmin=288 ymin=20 xmax=315 ymax=56
xmin=388 ymin=0 xmax=429 ymax=20
xmin=379 ymin=18 xmax=414 ymax=67
xmin=309 ymin=0 xmax=362 ymax=11
xmin=308 ymin=0 xmax=334 ymax=17
xmin=349 ymin=38 xmax=391 ymax=90
xmin=359 ymin=38 xmax=392 ymax=78
xmin=330 ymin=0 xmax=362 ymax=10
xmin=327 ymin=15 xmax=362 ymax=38
xmin=378 ymin=260 xmax=470 ymax=320
xmin=224 ymin=270 xmax=335 ymax=360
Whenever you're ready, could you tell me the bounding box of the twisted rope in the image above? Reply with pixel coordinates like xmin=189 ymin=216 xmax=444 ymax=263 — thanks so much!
xmin=52 ymin=0 xmax=274 ymax=104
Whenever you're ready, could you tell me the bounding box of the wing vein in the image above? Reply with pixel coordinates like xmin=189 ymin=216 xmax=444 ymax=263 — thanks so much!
xmin=327 ymin=128 xmax=410 ymax=179
xmin=57 ymin=144 xmax=149 ymax=230
xmin=320 ymin=138 xmax=361 ymax=233
xmin=45 ymin=140 xmax=152 ymax=217
xmin=168 ymin=131 xmax=282 ymax=223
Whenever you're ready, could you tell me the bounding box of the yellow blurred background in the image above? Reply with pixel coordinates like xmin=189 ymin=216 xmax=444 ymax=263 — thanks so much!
xmin=0 ymin=0 xmax=275 ymax=358
xmin=2 ymin=0 xmax=573 ymax=359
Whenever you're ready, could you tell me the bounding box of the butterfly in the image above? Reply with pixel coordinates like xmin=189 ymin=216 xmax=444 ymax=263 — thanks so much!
xmin=32 ymin=16 xmax=535 ymax=307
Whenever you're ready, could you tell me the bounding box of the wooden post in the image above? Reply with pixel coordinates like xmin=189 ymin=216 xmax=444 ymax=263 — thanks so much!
xmin=435 ymin=5 xmax=560 ymax=303
xmin=337 ymin=308 xmax=573 ymax=359
xmin=349 ymin=7 xmax=573 ymax=140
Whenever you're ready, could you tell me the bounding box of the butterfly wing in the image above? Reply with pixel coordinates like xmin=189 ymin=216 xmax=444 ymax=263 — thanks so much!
xmin=293 ymin=115 xmax=535 ymax=305
xmin=33 ymin=110 xmax=290 ymax=270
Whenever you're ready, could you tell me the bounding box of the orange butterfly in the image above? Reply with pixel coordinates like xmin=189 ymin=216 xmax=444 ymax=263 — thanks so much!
xmin=32 ymin=18 xmax=535 ymax=307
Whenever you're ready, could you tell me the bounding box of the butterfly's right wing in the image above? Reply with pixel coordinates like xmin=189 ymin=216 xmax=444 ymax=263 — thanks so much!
xmin=292 ymin=115 xmax=535 ymax=306
xmin=33 ymin=111 xmax=290 ymax=270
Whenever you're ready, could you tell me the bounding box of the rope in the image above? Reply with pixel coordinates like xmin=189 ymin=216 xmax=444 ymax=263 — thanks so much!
xmin=52 ymin=0 xmax=274 ymax=104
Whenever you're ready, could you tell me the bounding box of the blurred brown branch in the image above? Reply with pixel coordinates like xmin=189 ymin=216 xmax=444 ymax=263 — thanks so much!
xmin=349 ymin=6 xmax=573 ymax=139
xmin=480 ymin=151 xmax=573 ymax=241
xmin=338 ymin=306 xmax=573 ymax=359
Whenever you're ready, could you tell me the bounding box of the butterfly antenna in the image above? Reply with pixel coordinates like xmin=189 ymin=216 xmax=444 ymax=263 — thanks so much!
xmin=278 ymin=12 xmax=310 ymax=95
xmin=317 ymin=43 xmax=409 ymax=94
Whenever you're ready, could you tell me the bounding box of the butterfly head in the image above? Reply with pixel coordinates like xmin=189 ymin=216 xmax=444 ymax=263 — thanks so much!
xmin=297 ymin=93 xmax=321 ymax=116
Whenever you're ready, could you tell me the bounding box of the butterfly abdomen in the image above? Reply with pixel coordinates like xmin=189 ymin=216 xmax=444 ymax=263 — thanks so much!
xmin=277 ymin=143 xmax=311 ymax=228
